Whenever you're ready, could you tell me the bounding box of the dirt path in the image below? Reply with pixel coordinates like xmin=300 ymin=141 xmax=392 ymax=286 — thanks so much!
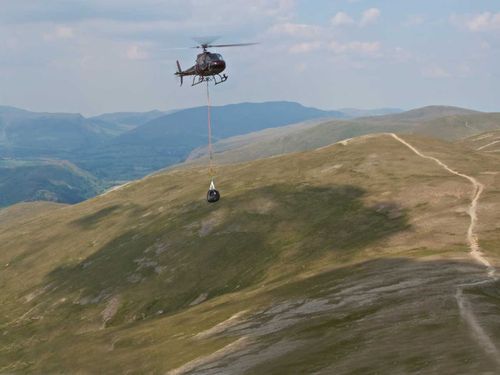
xmin=98 ymin=181 xmax=134 ymax=197
xmin=477 ymin=139 xmax=500 ymax=151
xmin=167 ymin=337 xmax=251 ymax=375
xmin=464 ymin=121 xmax=477 ymax=131
xmin=390 ymin=133 xmax=500 ymax=365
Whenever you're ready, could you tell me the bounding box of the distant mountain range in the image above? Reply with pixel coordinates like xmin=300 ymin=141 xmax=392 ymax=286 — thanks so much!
xmin=1 ymin=102 xmax=497 ymax=208
xmin=0 ymin=102 xmax=345 ymax=182
xmin=89 ymin=110 xmax=169 ymax=135
xmin=0 ymin=106 xmax=110 ymax=156
xmin=79 ymin=102 xmax=345 ymax=180
xmin=0 ymin=102 xmax=347 ymax=206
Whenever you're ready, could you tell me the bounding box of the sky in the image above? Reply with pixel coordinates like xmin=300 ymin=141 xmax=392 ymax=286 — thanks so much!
xmin=0 ymin=0 xmax=499 ymax=116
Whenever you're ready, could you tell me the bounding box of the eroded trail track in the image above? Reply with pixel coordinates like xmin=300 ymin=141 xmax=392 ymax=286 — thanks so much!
xmin=390 ymin=133 xmax=500 ymax=365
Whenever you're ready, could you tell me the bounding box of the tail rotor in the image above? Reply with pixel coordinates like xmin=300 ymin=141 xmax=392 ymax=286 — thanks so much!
xmin=175 ymin=60 xmax=183 ymax=86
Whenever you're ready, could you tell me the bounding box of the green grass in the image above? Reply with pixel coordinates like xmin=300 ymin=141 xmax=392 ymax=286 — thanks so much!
xmin=187 ymin=112 xmax=500 ymax=167
xmin=1 ymin=133 xmax=500 ymax=373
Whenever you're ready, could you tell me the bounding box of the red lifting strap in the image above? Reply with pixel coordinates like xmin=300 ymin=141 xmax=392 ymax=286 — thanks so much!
xmin=206 ymin=80 xmax=215 ymax=179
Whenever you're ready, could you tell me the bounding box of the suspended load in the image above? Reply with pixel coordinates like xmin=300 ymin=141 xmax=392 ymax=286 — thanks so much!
xmin=207 ymin=180 xmax=220 ymax=203
xmin=204 ymin=80 xmax=220 ymax=203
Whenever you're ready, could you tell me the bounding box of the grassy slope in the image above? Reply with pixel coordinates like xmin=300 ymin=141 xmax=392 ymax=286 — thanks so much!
xmin=185 ymin=119 xmax=324 ymax=161
xmin=413 ymin=113 xmax=500 ymax=140
xmin=1 ymin=134 xmax=500 ymax=373
xmin=186 ymin=110 xmax=500 ymax=167
xmin=458 ymin=130 xmax=500 ymax=154
xmin=0 ymin=159 xmax=104 ymax=207
xmin=0 ymin=201 xmax=67 ymax=227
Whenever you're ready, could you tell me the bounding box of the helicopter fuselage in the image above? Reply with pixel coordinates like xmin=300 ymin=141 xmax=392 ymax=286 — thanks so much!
xmin=175 ymin=41 xmax=255 ymax=86
xmin=175 ymin=50 xmax=228 ymax=86
xmin=178 ymin=51 xmax=226 ymax=77
xmin=196 ymin=51 xmax=226 ymax=76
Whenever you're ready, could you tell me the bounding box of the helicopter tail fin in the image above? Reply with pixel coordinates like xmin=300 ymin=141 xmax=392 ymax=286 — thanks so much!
xmin=176 ymin=60 xmax=183 ymax=86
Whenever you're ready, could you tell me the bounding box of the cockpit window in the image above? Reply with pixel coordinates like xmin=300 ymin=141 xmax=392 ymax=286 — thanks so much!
xmin=207 ymin=53 xmax=222 ymax=61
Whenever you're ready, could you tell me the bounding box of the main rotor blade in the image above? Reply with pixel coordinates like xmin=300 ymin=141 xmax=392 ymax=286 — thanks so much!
xmin=192 ymin=36 xmax=220 ymax=46
xmin=205 ymin=43 xmax=258 ymax=48
xmin=160 ymin=47 xmax=193 ymax=50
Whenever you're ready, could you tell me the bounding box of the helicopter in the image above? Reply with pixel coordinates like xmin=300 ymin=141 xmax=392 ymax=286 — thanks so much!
xmin=175 ymin=39 xmax=257 ymax=86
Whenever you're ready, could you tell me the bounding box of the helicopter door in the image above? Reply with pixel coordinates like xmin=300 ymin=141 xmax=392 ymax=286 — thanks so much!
xmin=197 ymin=54 xmax=208 ymax=72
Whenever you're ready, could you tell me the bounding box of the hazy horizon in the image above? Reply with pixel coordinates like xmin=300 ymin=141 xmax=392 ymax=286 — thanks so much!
xmin=4 ymin=101 xmax=500 ymax=119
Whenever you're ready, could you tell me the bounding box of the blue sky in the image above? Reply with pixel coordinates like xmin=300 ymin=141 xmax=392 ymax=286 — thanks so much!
xmin=0 ymin=0 xmax=499 ymax=115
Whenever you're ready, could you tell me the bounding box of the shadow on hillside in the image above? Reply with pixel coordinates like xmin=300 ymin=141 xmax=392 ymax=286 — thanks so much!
xmin=42 ymin=183 xmax=411 ymax=324
xmin=71 ymin=204 xmax=123 ymax=229
xmin=7 ymin=256 xmax=500 ymax=374
xmin=186 ymin=257 xmax=500 ymax=375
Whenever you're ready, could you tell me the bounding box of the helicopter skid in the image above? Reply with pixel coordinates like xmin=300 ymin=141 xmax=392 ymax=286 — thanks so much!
xmin=192 ymin=74 xmax=228 ymax=86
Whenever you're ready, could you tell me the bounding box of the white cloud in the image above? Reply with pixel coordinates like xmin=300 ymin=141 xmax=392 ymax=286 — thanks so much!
xmin=2 ymin=37 xmax=19 ymax=49
xmin=331 ymin=12 xmax=354 ymax=26
xmin=390 ymin=47 xmax=412 ymax=63
xmin=126 ymin=45 xmax=149 ymax=60
xmin=403 ymin=15 xmax=424 ymax=27
xmin=467 ymin=12 xmax=500 ymax=31
xmin=422 ymin=65 xmax=450 ymax=78
xmin=269 ymin=22 xmax=321 ymax=38
xmin=451 ymin=12 xmax=500 ymax=32
xmin=480 ymin=41 xmax=491 ymax=50
xmin=331 ymin=9 xmax=380 ymax=28
xmin=457 ymin=63 xmax=472 ymax=78
xmin=0 ymin=0 xmax=296 ymax=25
xmin=43 ymin=25 xmax=74 ymax=41
xmin=329 ymin=40 xmax=381 ymax=55
xmin=360 ymin=8 xmax=380 ymax=27
xmin=294 ymin=62 xmax=307 ymax=72
xmin=55 ymin=26 xmax=74 ymax=39
xmin=289 ymin=41 xmax=322 ymax=53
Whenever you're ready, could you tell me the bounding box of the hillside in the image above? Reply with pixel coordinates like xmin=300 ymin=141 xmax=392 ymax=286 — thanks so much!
xmin=0 ymin=159 xmax=104 ymax=207
xmin=1 ymin=104 xmax=497 ymax=209
xmin=187 ymin=107 xmax=500 ymax=166
xmin=0 ymin=102 xmax=347 ymax=207
xmin=0 ymin=201 xmax=66 ymax=226
xmin=0 ymin=102 xmax=346 ymax=185
xmin=186 ymin=119 xmax=324 ymax=161
xmin=0 ymin=106 xmax=171 ymax=159
xmin=78 ymin=102 xmax=345 ymax=181
xmin=1 ymin=133 xmax=500 ymax=373
xmin=366 ymin=105 xmax=479 ymax=122
xmin=458 ymin=130 xmax=500 ymax=154
xmin=339 ymin=107 xmax=403 ymax=118
xmin=3 ymin=104 xmax=493 ymax=188
xmin=410 ymin=112 xmax=500 ymax=140
xmin=90 ymin=110 xmax=168 ymax=135
xmin=0 ymin=106 xmax=111 ymax=157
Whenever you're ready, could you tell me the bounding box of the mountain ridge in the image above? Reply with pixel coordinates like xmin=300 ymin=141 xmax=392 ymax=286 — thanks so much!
xmin=185 ymin=106 xmax=500 ymax=166
xmin=0 ymin=103 xmax=496 ymax=208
